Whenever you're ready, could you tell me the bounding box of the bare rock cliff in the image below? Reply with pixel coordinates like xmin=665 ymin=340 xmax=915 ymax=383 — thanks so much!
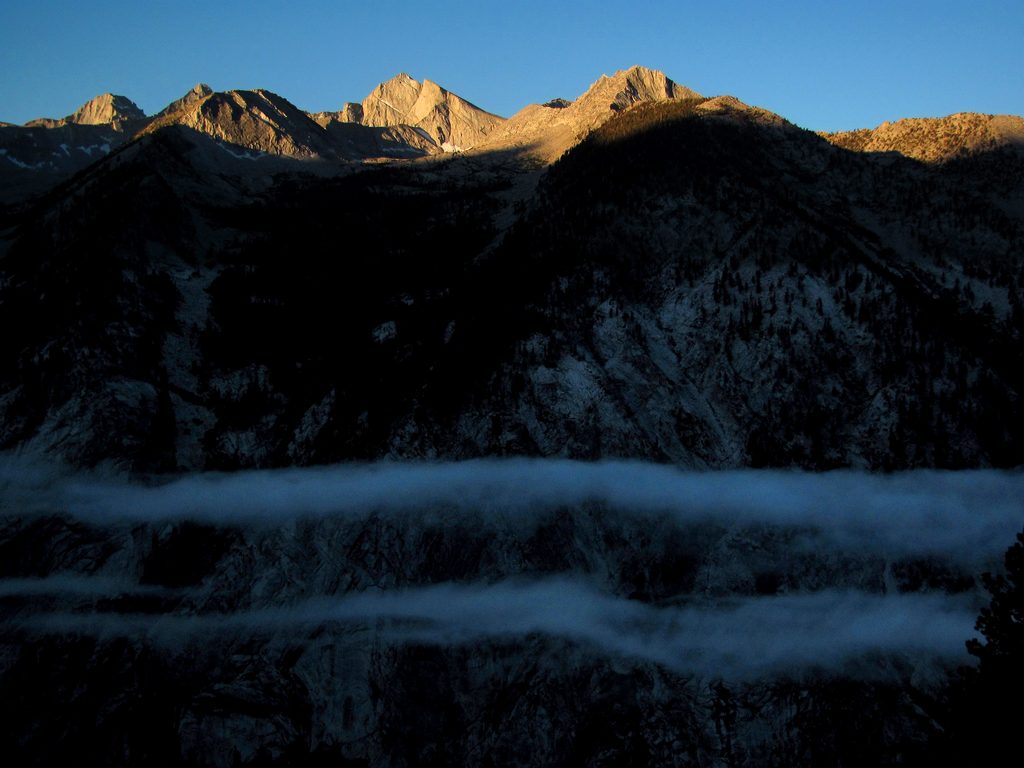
xmin=141 ymin=88 xmax=336 ymax=158
xmin=25 ymin=92 xmax=145 ymax=129
xmin=156 ymin=83 xmax=214 ymax=118
xmin=358 ymin=73 xmax=505 ymax=150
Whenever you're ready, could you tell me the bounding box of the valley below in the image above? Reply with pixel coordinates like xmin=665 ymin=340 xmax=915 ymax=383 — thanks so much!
xmin=1 ymin=458 xmax=1021 ymax=766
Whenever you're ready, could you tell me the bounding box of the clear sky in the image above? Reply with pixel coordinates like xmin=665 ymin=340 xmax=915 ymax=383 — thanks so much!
xmin=1 ymin=0 xmax=1022 ymax=131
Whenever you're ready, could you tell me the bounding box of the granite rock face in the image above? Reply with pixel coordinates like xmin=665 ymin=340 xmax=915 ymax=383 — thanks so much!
xmin=25 ymin=92 xmax=146 ymax=128
xmin=480 ymin=65 xmax=703 ymax=161
xmin=357 ymin=72 xmax=505 ymax=150
xmin=155 ymin=83 xmax=215 ymax=118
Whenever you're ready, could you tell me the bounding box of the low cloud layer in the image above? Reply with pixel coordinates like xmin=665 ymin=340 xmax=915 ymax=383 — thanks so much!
xmin=0 ymin=574 xmax=169 ymax=597
xmin=19 ymin=578 xmax=976 ymax=679
xmin=4 ymin=454 xmax=996 ymax=679
xmin=3 ymin=455 xmax=1021 ymax=559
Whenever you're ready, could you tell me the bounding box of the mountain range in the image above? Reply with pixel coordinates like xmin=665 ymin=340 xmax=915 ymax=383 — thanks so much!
xmin=5 ymin=65 xmax=1021 ymax=200
xmin=2 ymin=65 xmax=1022 ymax=471
xmin=0 ymin=66 xmax=695 ymax=202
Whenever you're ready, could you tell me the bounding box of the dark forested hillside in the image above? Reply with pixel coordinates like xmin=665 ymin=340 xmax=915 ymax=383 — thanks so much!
xmin=1 ymin=94 xmax=1023 ymax=471
xmin=466 ymin=98 xmax=1024 ymax=468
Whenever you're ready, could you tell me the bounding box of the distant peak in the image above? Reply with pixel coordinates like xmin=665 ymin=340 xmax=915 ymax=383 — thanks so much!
xmin=577 ymin=66 xmax=701 ymax=111
xmin=613 ymin=65 xmax=698 ymax=99
xmin=355 ymin=72 xmax=504 ymax=149
xmin=596 ymin=65 xmax=670 ymax=85
xmin=361 ymin=73 xmax=427 ymax=127
xmin=385 ymin=72 xmax=420 ymax=87
xmin=619 ymin=64 xmax=659 ymax=77
xmin=68 ymin=93 xmax=145 ymax=125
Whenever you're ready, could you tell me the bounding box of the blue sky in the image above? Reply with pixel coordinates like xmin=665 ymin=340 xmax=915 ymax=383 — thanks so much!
xmin=1 ymin=0 xmax=1021 ymax=131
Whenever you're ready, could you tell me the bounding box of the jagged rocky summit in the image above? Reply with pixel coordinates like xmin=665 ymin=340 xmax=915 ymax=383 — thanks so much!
xmin=24 ymin=91 xmax=146 ymax=128
xmin=4 ymin=64 xmax=1023 ymax=196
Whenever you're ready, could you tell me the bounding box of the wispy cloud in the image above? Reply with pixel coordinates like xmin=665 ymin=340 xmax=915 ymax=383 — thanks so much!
xmin=3 ymin=455 xmax=1019 ymax=559
xmin=20 ymin=579 xmax=977 ymax=678
xmin=0 ymin=574 xmax=170 ymax=597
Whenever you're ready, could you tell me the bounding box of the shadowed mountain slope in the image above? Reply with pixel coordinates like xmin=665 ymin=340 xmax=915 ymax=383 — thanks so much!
xmin=479 ymin=65 xmax=702 ymax=161
xmin=1 ymin=88 xmax=1022 ymax=471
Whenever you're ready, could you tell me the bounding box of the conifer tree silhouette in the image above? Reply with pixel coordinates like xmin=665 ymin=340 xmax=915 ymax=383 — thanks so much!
xmin=943 ymin=529 xmax=1024 ymax=767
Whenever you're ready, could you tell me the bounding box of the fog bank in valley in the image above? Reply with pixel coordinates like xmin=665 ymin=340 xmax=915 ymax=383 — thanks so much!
xmin=17 ymin=578 xmax=977 ymax=678
xmin=2 ymin=455 xmax=1021 ymax=559
xmin=2 ymin=455 xmax=1013 ymax=679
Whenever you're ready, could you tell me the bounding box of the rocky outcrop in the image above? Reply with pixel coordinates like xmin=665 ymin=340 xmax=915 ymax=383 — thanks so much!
xmin=155 ymin=83 xmax=214 ymax=118
xmin=355 ymin=72 xmax=505 ymax=150
xmin=481 ymin=65 xmax=702 ymax=161
xmin=25 ymin=92 xmax=145 ymax=129
xmin=822 ymin=112 xmax=1024 ymax=162
xmin=360 ymin=72 xmax=424 ymax=126
xmin=308 ymin=102 xmax=364 ymax=126
xmin=140 ymin=88 xmax=340 ymax=159
xmin=70 ymin=92 xmax=145 ymax=125
xmin=573 ymin=64 xmax=700 ymax=119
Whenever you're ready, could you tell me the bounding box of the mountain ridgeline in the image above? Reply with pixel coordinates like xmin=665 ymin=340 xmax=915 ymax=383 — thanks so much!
xmin=1 ymin=67 xmax=1023 ymax=471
